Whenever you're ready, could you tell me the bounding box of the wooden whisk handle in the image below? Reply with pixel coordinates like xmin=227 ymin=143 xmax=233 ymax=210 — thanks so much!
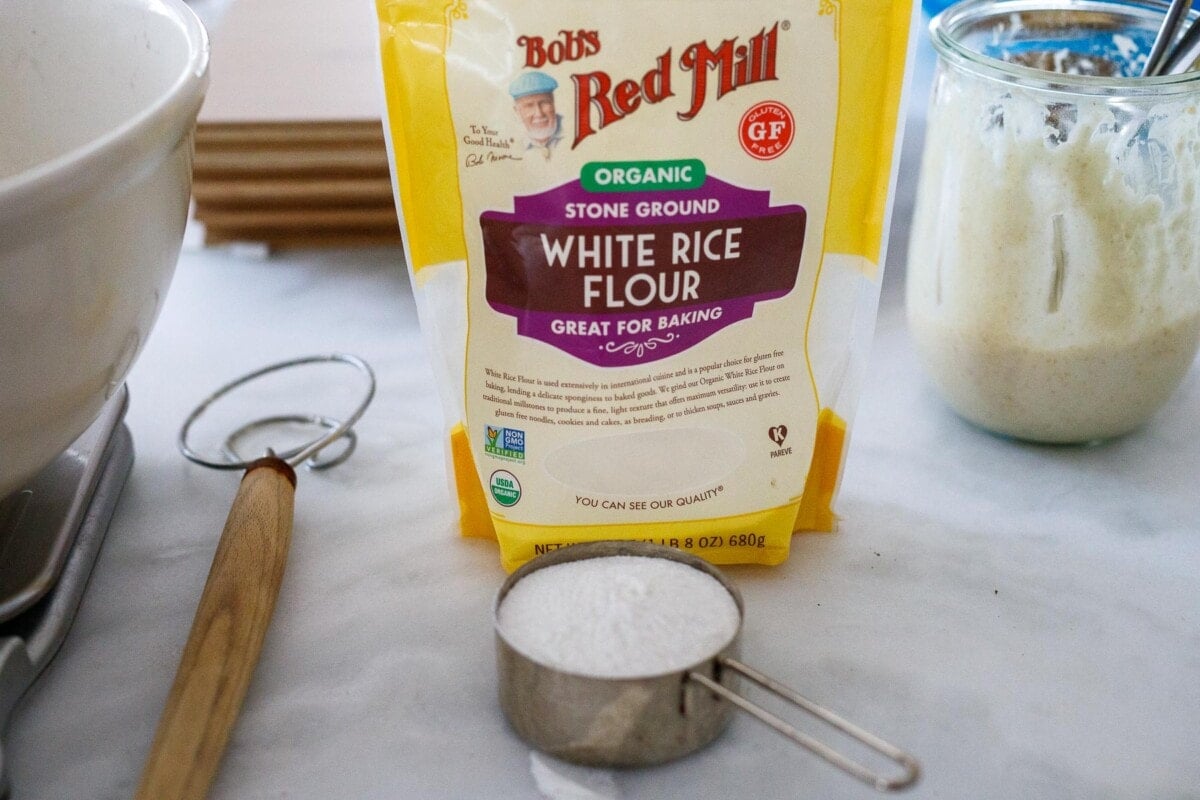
xmin=135 ymin=457 xmax=296 ymax=800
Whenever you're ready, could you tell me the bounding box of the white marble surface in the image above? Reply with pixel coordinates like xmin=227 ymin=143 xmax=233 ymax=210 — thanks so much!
xmin=8 ymin=31 xmax=1200 ymax=800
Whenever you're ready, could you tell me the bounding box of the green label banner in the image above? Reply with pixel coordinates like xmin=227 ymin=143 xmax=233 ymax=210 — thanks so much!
xmin=581 ymin=159 xmax=706 ymax=193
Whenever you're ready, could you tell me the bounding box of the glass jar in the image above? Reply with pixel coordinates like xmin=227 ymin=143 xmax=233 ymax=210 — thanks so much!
xmin=906 ymin=0 xmax=1200 ymax=443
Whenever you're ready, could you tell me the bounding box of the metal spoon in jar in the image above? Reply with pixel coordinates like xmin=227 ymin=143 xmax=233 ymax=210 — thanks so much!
xmin=1142 ymin=0 xmax=1192 ymax=76
xmin=1158 ymin=14 xmax=1200 ymax=75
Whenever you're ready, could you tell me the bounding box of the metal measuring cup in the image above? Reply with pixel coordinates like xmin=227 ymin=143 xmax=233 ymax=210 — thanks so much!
xmin=494 ymin=541 xmax=920 ymax=791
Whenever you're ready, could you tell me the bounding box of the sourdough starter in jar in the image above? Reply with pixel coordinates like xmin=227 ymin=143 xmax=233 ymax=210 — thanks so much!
xmin=907 ymin=0 xmax=1200 ymax=443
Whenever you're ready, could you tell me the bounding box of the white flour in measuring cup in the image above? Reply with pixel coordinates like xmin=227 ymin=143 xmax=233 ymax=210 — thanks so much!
xmin=376 ymin=0 xmax=916 ymax=569
xmin=496 ymin=555 xmax=740 ymax=678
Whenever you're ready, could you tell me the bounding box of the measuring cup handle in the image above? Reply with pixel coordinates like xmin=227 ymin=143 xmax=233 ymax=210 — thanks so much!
xmin=688 ymin=657 xmax=920 ymax=792
xmin=134 ymin=457 xmax=296 ymax=800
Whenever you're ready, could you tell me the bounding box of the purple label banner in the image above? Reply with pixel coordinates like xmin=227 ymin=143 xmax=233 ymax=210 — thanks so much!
xmin=494 ymin=293 xmax=786 ymax=367
xmin=479 ymin=176 xmax=805 ymax=366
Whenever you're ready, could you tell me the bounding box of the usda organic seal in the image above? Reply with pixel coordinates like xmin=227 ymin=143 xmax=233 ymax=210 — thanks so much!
xmin=490 ymin=470 xmax=522 ymax=507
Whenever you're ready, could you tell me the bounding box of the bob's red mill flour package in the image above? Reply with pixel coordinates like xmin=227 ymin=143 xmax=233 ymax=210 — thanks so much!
xmin=375 ymin=1 xmax=915 ymax=571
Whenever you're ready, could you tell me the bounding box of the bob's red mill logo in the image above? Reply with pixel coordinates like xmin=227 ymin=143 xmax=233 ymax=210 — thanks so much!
xmin=516 ymin=24 xmax=781 ymax=149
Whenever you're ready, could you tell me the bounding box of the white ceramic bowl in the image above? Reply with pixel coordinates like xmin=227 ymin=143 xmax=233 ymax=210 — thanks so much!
xmin=0 ymin=0 xmax=208 ymax=497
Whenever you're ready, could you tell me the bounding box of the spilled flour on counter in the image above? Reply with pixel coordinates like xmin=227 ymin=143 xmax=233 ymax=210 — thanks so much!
xmin=530 ymin=752 xmax=622 ymax=800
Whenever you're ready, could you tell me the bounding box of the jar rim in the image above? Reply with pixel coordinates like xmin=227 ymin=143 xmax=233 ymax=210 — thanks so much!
xmin=930 ymin=0 xmax=1200 ymax=95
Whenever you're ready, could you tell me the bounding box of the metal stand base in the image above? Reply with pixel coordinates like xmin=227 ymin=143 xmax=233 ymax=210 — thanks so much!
xmin=0 ymin=389 xmax=133 ymax=794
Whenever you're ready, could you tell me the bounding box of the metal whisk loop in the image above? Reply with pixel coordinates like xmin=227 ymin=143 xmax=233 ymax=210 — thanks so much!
xmin=220 ymin=413 xmax=359 ymax=471
xmin=179 ymin=353 xmax=375 ymax=471
xmin=688 ymin=658 xmax=920 ymax=792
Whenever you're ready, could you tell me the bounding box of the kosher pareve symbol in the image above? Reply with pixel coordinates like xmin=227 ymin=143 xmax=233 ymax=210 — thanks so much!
xmin=768 ymin=425 xmax=788 ymax=446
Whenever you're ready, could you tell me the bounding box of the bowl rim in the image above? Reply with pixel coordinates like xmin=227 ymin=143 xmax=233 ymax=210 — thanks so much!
xmin=0 ymin=0 xmax=209 ymax=216
xmin=930 ymin=0 xmax=1200 ymax=95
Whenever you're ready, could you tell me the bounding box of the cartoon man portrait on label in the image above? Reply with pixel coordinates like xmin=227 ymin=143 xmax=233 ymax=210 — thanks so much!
xmin=509 ymin=71 xmax=563 ymax=160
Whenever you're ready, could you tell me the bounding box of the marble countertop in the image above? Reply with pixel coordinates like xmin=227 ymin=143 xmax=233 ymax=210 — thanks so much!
xmin=8 ymin=30 xmax=1200 ymax=800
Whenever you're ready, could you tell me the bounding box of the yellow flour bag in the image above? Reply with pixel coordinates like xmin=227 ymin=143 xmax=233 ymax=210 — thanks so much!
xmin=376 ymin=0 xmax=915 ymax=571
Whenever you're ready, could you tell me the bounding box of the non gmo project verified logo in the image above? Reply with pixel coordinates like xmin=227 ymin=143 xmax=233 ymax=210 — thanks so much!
xmin=485 ymin=425 xmax=525 ymax=462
